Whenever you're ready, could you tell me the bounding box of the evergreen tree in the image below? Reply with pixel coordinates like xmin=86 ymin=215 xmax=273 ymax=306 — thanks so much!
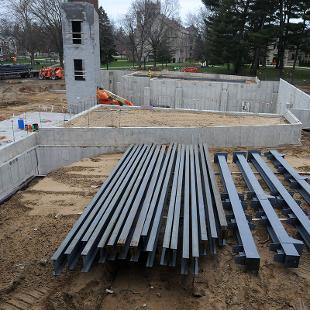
xmin=203 ymin=0 xmax=252 ymax=74
xmin=202 ymin=0 xmax=310 ymax=76
xmin=98 ymin=7 xmax=116 ymax=69
xmin=248 ymin=0 xmax=277 ymax=75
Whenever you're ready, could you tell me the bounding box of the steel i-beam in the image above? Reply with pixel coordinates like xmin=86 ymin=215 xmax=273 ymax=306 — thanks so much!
xmin=248 ymin=151 xmax=310 ymax=248
xmin=267 ymin=150 xmax=310 ymax=205
xmin=233 ymin=152 xmax=303 ymax=267
xmin=215 ymin=152 xmax=260 ymax=271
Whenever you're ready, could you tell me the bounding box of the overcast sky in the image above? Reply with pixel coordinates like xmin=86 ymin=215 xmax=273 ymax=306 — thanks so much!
xmin=99 ymin=0 xmax=203 ymax=24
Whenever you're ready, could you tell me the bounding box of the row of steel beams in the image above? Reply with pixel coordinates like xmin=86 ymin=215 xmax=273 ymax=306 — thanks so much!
xmin=52 ymin=145 xmax=308 ymax=275
xmin=215 ymin=152 xmax=260 ymax=271
xmin=52 ymin=144 xmax=228 ymax=275
xmin=233 ymin=152 xmax=303 ymax=267
xmin=248 ymin=151 xmax=310 ymax=248
xmin=267 ymin=150 xmax=310 ymax=205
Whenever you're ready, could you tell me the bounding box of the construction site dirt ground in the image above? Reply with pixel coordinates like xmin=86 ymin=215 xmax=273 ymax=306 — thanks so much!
xmin=67 ymin=106 xmax=287 ymax=128
xmin=0 ymin=79 xmax=66 ymax=121
xmin=0 ymin=131 xmax=309 ymax=310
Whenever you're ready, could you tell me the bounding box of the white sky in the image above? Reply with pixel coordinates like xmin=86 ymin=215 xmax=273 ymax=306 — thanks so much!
xmin=99 ymin=0 xmax=203 ymax=24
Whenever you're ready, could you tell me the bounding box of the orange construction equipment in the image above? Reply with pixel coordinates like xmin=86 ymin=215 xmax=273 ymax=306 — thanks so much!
xmin=181 ymin=67 xmax=200 ymax=73
xmin=96 ymin=88 xmax=134 ymax=106
xmin=39 ymin=67 xmax=64 ymax=80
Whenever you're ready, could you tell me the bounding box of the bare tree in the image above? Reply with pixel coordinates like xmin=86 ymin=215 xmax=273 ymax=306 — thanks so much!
xmin=122 ymin=0 xmax=180 ymax=68
xmin=147 ymin=0 xmax=180 ymax=67
xmin=122 ymin=0 xmax=155 ymax=68
xmin=30 ymin=0 xmax=63 ymax=65
xmin=9 ymin=0 xmax=43 ymax=65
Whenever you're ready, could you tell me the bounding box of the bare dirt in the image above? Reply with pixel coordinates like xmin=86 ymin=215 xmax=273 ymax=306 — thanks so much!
xmin=299 ymin=85 xmax=310 ymax=95
xmin=0 ymin=133 xmax=309 ymax=309
xmin=0 ymin=79 xmax=66 ymax=120
xmin=66 ymin=106 xmax=287 ymax=128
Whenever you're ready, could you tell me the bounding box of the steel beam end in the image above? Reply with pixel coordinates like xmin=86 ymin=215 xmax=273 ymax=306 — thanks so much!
xmin=214 ymin=152 xmax=228 ymax=163
xmin=247 ymin=150 xmax=261 ymax=162
xmin=232 ymin=151 xmax=247 ymax=163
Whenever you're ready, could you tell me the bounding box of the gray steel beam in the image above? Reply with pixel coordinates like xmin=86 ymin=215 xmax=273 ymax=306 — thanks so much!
xmin=117 ymin=145 xmax=163 ymax=247
xmin=145 ymin=145 xmax=177 ymax=266
xmin=181 ymin=146 xmax=190 ymax=274
xmin=199 ymin=144 xmax=218 ymax=253
xmin=233 ymin=152 xmax=303 ymax=267
xmin=248 ymin=151 xmax=310 ymax=248
xmin=194 ymin=145 xmax=209 ymax=251
xmin=170 ymin=145 xmax=185 ymax=267
xmin=129 ymin=145 xmax=168 ymax=254
xmin=51 ymin=145 xmax=135 ymax=275
xmin=189 ymin=146 xmax=200 ymax=264
xmin=215 ymin=152 xmax=260 ymax=271
xmin=203 ymin=144 xmax=228 ymax=243
xmin=64 ymin=145 xmax=143 ymax=270
xmin=80 ymin=145 xmax=154 ymax=271
xmin=161 ymin=145 xmax=182 ymax=266
xmin=100 ymin=145 xmax=157 ymax=252
xmin=267 ymin=150 xmax=310 ymax=205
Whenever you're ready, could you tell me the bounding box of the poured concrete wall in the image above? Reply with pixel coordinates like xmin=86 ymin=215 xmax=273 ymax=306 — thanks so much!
xmin=119 ymin=74 xmax=279 ymax=113
xmin=277 ymin=79 xmax=310 ymax=114
xmin=0 ymin=110 xmax=302 ymax=203
xmin=99 ymin=70 xmax=131 ymax=93
xmin=0 ymin=147 xmax=38 ymax=202
xmin=0 ymin=134 xmax=37 ymax=164
xmin=291 ymin=109 xmax=310 ymax=129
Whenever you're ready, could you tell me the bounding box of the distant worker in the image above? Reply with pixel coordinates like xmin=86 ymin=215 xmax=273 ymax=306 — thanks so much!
xmin=11 ymin=56 xmax=17 ymax=65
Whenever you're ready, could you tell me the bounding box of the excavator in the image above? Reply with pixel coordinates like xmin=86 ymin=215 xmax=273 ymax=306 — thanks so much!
xmin=96 ymin=88 xmax=134 ymax=106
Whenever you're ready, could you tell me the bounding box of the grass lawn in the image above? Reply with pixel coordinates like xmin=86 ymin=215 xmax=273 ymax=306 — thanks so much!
xmin=1 ymin=56 xmax=59 ymax=70
xmin=102 ymin=60 xmax=310 ymax=86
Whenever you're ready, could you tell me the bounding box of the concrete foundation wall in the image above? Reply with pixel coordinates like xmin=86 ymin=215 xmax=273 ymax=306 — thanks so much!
xmin=0 ymin=134 xmax=37 ymax=164
xmin=0 ymin=109 xmax=302 ymax=203
xmin=37 ymin=145 xmax=127 ymax=175
xmin=99 ymin=70 xmax=132 ymax=93
xmin=277 ymin=79 xmax=310 ymax=114
xmin=0 ymin=147 xmax=38 ymax=202
xmin=38 ymin=117 xmax=301 ymax=150
xmin=291 ymin=108 xmax=310 ymax=129
xmin=119 ymin=74 xmax=279 ymax=113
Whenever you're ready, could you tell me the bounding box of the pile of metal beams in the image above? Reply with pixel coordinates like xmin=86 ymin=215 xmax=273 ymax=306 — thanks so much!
xmin=216 ymin=151 xmax=308 ymax=271
xmin=52 ymin=145 xmax=310 ymax=275
xmin=52 ymin=144 xmax=228 ymax=275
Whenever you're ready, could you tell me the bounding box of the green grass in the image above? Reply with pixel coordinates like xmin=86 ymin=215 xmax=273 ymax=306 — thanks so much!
xmin=101 ymin=59 xmax=200 ymax=70
xmin=1 ymin=56 xmax=59 ymax=70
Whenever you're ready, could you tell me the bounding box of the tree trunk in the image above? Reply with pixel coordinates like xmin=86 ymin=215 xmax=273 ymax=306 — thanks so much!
xmin=251 ymin=48 xmax=260 ymax=76
xmin=293 ymin=45 xmax=299 ymax=71
xmin=30 ymin=51 xmax=35 ymax=67
xmin=59 ymin=50 xmax=64 ymax=68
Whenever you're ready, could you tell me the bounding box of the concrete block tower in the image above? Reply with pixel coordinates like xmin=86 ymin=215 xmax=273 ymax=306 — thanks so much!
xmin=61 ymin=0 xmax=101 ymax=114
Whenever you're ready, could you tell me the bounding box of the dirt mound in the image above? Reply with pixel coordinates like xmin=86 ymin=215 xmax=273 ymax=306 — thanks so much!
xmin=19 ymin=85 xmax=50 ymax=93
xmin=0 ymin=78 xmax=67 ymax=119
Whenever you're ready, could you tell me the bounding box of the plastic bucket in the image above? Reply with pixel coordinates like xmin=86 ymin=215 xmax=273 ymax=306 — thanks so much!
xmin=32 ymin=123 xmax=39 ymax=131
xmin=18 ymin=118 xmax=25 ymax=130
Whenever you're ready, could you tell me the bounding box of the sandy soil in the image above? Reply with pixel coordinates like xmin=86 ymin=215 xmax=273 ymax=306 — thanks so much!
xmin=0 ymin=79 xmax=67 ymax=120
xmin=0 ymin=132 xmax=309 ymax=309
xmin=299 ymin=85 xmax=310 ymax=95
xmin=66 ymin=107 xmax=287 ymax=128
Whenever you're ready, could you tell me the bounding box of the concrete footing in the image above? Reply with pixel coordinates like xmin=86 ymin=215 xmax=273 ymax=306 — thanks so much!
xmin=0 ymin=108 xmax=302 ymax=202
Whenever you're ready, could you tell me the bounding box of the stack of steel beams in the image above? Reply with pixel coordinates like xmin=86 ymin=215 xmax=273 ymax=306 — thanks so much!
xmin=52 ymin=145 xmax=309 ymax=275
xmin=52 ymin=144 xmax=228 ymax=275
